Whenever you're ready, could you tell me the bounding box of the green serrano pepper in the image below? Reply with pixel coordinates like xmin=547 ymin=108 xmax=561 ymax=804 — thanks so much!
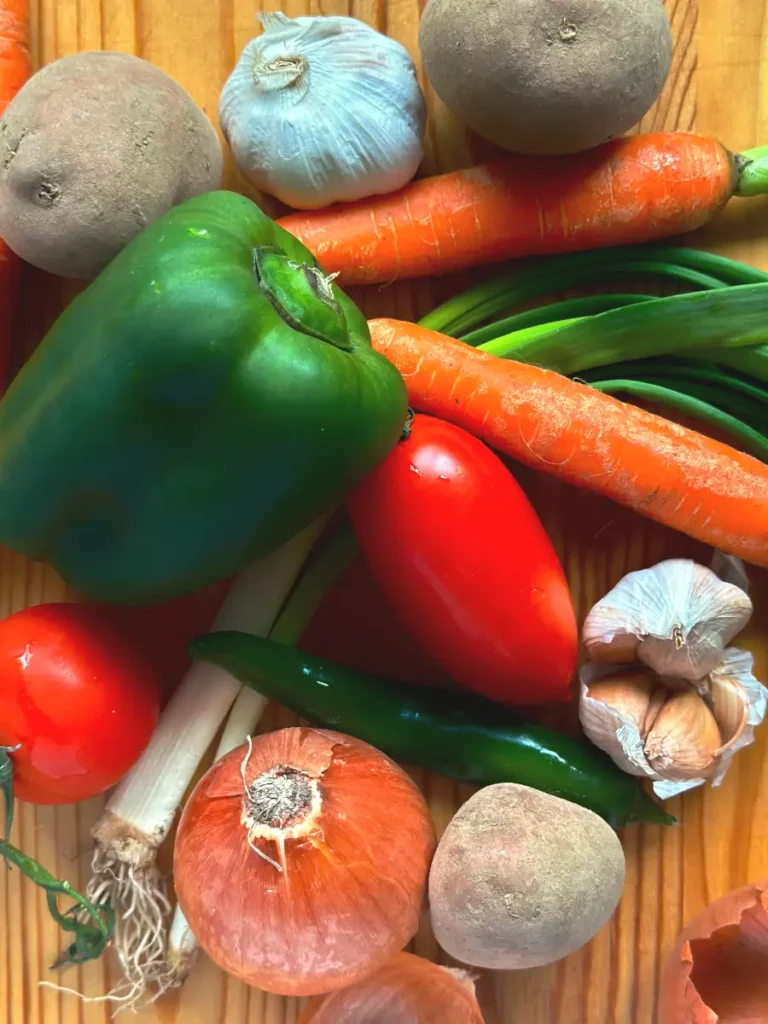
xmin=189 ymin=631 xmax=675 ymax=830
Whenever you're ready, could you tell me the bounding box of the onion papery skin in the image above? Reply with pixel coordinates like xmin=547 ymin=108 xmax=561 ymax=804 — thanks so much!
xmin=297 ymin=952 xmax=486 ymax=1023
xmin=173 ymin=727 xmax=435 ymax=996
xmin=659 ymin=880 xmax=768 ymax=1022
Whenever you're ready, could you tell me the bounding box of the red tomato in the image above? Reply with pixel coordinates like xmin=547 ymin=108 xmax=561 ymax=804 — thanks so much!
xmin=0 ymin=603 xmax=160 ymax=804
xmin=299 ymin=553 xmax=452 ymax=687
xmin=347 ymin=414 xmax=578 ymax=706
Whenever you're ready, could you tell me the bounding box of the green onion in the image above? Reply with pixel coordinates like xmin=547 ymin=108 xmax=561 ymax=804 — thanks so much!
xmin=697 ymin=344 xmax=768 ymax=383
xmin=480 ymin=284 xmax=768 ymax=374
xmin=588 ymin=380 xmax=768 ymax=462
xmin=586 ymin=373 xmax=766 ymax=436
xmin=419 ymin=245 xmax=768 ymax=337
xmin=581 ymin=359 xmax=768 ymax=428
xmin=462 ymin=293 xmax=655 ymax=347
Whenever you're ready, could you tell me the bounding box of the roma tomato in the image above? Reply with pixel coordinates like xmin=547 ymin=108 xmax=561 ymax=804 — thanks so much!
xmin=300 ymin=553 xmax=451 ymax=687
xmin=347 ymin=414 xmax=577 ymax=706
xmin=0 ymin=603 xmax=160 ymax=804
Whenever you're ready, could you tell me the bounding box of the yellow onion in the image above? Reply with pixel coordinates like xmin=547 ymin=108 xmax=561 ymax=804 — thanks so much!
xmin=659 ymin=881 xmax=768 ymax=1022
xmin=297 ymin=952 xmax=485 ymax=1023
xmin=173 ymin=728 xmax=435 ymax=996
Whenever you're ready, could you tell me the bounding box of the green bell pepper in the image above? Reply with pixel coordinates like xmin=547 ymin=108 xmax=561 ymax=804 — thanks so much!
xmin=189 ymin=630 xmax=677 ymax=830
xmin=0 ymin=191 xmax=407 ymax=604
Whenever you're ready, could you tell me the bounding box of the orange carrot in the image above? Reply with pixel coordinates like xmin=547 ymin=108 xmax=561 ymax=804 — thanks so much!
xmin=0 ymin=0 xmax=30 ymax=388
xmin=368 ymin=318 xmax=768 ymax=569
xmin=278 ymin=132 xmax=768 ymax=286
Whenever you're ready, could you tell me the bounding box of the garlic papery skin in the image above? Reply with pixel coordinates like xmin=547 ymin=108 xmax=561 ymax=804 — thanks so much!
xmin=219 ymin=13 xmax=427 ymax=210
xmin=582 ymin=558 xmax=753 ymax=682
xmin=580 ymin=650 xmax=768 ymax=801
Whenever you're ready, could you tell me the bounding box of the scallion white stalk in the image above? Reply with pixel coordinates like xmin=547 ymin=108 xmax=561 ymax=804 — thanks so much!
xmin=164 ymin=520 xmax=358 ymax=991
xmin=165 ymin=685 xmax=267 ymax=983
xmin=84 ymin=520 xmax=325 ymax=1007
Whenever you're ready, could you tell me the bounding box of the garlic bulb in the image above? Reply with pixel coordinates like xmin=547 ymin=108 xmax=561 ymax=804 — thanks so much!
xmin=580 ymin=648 xmax=768 ymax=800
xmin=220 ymin=13 xmax=427 ymax=210
xmin=583 ymin=558 xmax=752 ymax=681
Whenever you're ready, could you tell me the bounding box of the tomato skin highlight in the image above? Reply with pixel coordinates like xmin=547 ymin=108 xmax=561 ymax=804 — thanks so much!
xmin=347 ymin=414 xmax=578 ymax=706
xmin=0 ymin=603 xmax=160 ymax=804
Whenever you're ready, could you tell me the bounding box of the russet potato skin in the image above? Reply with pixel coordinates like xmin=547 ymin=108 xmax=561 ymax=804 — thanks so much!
xmin=419 ymin=0 xmax=673 ymax=155
xmin=428 ymin=783 xmax=626 ymax=969
xmin=0 ymin=51 xmax=223 ymax=279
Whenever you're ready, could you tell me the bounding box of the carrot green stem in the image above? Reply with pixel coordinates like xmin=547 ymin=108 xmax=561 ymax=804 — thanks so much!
xmin=589 ymin=380 xmax=768 ymax=461
xmin=0 ymin=748 xmax=114 ymax=968
xmin=735 ymin=146 xmax=768 ymax=197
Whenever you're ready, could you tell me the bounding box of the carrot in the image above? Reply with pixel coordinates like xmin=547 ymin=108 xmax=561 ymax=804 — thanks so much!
xmin=0 ymin=0 xmax=30 ymax=388
xmin=278 ymin=133 xmax=768 ymax=287
xmin=368 ymin=318 xmax=768 ymax=569
xmin=0 ymin=0 xmax=30 ymax=113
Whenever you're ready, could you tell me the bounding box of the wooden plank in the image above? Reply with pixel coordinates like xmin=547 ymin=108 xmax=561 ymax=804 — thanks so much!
xmin=2 ymin=1 xmax=768 ymax=1021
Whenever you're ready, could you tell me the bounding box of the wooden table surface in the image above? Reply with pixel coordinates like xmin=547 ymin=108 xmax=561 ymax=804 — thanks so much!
xmin=3 ymin=0 xmax=768 ymax=1022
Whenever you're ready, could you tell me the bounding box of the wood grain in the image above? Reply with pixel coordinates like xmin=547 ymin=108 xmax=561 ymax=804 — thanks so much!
xmin=2 ymin=1 xmax=768 ymax=1022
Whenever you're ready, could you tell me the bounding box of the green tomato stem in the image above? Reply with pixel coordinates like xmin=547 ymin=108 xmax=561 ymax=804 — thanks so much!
xmin=0 ymin=746 xmax=19 ymax=840
xmin=0 ymin=753 xmax=114 ymax=968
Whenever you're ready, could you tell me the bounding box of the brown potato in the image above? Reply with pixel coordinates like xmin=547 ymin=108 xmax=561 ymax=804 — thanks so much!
xmin=419 ymin=0 xmax=673 ymax=154
xmin=0 ymin=52 xmax=223 ymax=279
xmin=428 ymin=783 xmax=626 ymax=969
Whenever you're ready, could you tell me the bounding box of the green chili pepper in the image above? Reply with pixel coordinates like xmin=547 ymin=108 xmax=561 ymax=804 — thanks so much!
xmin=189 ymin=632 xmax=676 ymax=830
xmin=0 ymin=191 xmax=407 ymax=604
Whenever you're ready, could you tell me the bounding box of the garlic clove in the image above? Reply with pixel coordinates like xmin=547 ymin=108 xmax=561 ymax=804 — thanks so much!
xmin=644 ymin=684 xmax=668 ymax=736
xmin=644 ymin=691 xmax=722 ymax=782
xmin=710 ymin=674 xmax=749 ymax=748
xmin=584 ymin=670 xmax=658 ymax=734
xmin=582 ymin=648 xmax=767 ymax=802
xmin=703 ymin=647 xmax=768 ymax=793
xmin=579 ymin=665 xmax=659 ymax=779
xmin=583 ymin=559 xmax=752 ymax=681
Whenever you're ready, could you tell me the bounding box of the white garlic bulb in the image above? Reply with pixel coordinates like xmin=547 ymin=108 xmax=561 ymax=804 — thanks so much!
xmin=582 ymin=558 xmax=752 ymax=681
xmin=220 ymin=13 xmax=427 ymax=210
xmin=579 ymin=649 xmax=768 ymax=800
